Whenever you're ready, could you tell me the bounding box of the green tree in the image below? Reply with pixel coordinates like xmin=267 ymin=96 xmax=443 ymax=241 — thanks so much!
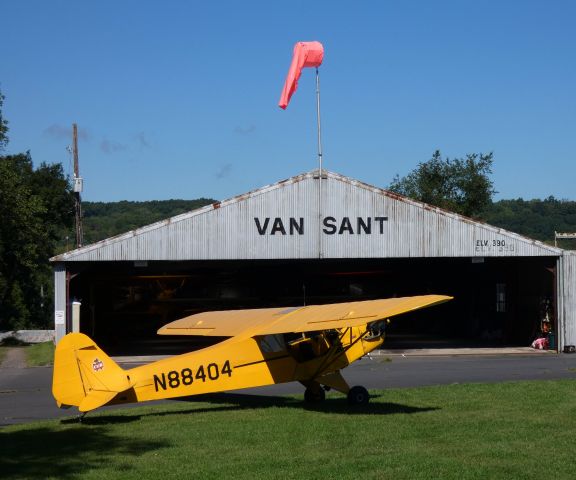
xmin=0 ymin=154 xmax=46 ymax=329
xmin=484 ymin=197 xmax=576 ymax=248
xmin=0 ymin=154 xmax=74 ymax=329
xmin=0 ymin=88 xmax=8 ymax=151
xmin=389 ymin=150 xmax=496 ymax=218
xmin=0 ymin=90 xmax=75 ymax=330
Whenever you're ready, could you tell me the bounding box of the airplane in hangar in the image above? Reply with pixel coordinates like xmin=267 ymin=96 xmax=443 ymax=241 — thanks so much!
xmin=52 ymin=295 xmax=451 ymax=414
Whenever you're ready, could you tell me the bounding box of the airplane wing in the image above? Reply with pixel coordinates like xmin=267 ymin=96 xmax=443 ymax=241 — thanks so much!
xmin=158 ymin=295 xmax=452 ymax=338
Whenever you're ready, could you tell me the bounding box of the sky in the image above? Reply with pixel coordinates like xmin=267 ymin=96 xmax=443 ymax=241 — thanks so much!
xmin=1 ymin=0 xmax=575 ymax=202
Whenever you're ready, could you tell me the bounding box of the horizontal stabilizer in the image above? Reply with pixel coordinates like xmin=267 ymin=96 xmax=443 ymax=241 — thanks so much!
xmin=79 ymin=390 xmax=120 ymax=412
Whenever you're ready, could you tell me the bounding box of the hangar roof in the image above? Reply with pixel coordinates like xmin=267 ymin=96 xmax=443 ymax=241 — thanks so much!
xmin=51 ymin=170 xmax=562 ymax=262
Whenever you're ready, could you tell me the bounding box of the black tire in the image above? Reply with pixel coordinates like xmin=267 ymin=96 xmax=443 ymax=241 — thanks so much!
xmin=347 ymin=386 xmax=370 ymax=406
xmin=304 ymin=387 xmax=326 ymax=403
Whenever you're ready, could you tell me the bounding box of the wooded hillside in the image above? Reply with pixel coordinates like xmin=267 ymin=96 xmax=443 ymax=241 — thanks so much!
xmin=59 ymin=198 xmax=216 ymax=250
xmin=484 ymin=197 xmax=576 ymax=249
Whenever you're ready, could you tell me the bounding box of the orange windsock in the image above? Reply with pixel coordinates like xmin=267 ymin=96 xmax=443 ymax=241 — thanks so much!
xmin=278 ymin=41 xmax=324 ymax=109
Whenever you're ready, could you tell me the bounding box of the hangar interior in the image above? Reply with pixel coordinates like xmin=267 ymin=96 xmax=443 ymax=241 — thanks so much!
xmin=68 ymin=256 xmax=557 ymax=355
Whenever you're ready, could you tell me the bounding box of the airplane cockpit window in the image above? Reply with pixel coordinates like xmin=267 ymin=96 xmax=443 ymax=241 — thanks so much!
xmin=284 ymin=331 xmax=337 ymax=362
xmin=259 ymin=334 xmax=287 ymax=353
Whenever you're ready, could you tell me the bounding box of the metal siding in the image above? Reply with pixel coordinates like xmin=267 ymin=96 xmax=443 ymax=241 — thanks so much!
xmin=181 ymin=179 xmax=320 ymax=260
xmin=560 ymin=252 xmax=576 ymax=348
xmin=52 ymin=170 xmax=561 ymax=262
xmin=320 ymin=176 xmax=559 ymax=259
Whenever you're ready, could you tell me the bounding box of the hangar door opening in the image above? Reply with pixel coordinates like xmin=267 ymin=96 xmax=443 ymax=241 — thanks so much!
xmin=67 ymin=256 xmax=557 ymax=355
xmin=381 ymin=257 xmax=557 ymax=350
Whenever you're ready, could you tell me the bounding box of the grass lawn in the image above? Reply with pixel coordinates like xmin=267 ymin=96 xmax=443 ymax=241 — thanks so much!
xmin=25 ymin=341 xmax=55 ymax=367
xmin=1 ymin=380 xmax=575 ymax=480
xmin=0 ymin=341 xmax=54 ymax=367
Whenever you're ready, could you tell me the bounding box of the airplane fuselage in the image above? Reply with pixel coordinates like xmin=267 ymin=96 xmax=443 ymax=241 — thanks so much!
xmin=110 ymin=325 xmax=383 ymax=406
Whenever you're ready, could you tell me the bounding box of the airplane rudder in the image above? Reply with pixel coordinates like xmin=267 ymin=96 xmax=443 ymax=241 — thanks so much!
xmin=53 ymin=333 xmax=94 ymax=408
xmin=53 ymin=333 xmax=128 ymax=409
xmin=68 ymin=334 xmax=131 ymax=392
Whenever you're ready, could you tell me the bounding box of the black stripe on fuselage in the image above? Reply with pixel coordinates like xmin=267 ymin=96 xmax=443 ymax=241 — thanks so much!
xmin=234 ymin=354 xmax=292 ymax=369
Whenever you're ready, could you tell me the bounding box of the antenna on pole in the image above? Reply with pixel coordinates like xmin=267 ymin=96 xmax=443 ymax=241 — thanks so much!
xmin=72 ymin=123 xmax=84 ymax=248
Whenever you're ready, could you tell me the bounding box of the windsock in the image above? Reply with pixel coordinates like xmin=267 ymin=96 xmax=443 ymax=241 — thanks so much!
xmin=278 ymin=41 xmax=324 ymax=109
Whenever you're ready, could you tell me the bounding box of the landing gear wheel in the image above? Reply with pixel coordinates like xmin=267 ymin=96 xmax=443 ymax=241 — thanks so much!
xmin=347 ymin=386 xmax=369 ymax=406
xmin=304 ymin=386 xmax=326 ymax=403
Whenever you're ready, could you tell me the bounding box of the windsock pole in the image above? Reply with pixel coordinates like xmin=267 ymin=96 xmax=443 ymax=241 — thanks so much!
xmin=315 ymin=67 xmax=323 ymax=176
xmin=315 ymin=67 xmax=324 ymax=258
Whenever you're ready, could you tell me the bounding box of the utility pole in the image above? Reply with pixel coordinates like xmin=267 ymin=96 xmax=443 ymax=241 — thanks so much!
xmin=72 ymin=124 xmax=84 ymax=248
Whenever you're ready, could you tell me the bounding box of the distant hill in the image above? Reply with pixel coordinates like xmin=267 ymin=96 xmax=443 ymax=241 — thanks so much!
xmin=58 ymin=198 xmax=216 ymax=250
xmin=58 ymin=196 xmax=576 ymax=251
xmin=483 ymin=197 xmax=576 ymax=249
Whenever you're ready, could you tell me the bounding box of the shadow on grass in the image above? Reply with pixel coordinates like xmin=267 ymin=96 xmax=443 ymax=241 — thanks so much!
xmin=183 ymin=392 xmax=440 ymax=415
xmin=0 ymin=425 xmax=168 ymax=479
xmin=0 ymin=338 xmax=29 ymax=347
xmin=74 ymin=392 xmax=438 ymax=425
xmin=40 ymin=393 xmax=440 ymax=430
xmin=60 ymin=414 xmax=142 ymax=426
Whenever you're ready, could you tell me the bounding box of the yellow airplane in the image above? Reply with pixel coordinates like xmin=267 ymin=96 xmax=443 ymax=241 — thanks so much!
xmin=53 ymin=295 xmax=451 ymax=413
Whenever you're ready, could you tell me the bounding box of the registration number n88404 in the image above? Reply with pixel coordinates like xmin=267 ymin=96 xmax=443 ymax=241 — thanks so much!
xmin=153 ymin=360 xmax=232 ymax=392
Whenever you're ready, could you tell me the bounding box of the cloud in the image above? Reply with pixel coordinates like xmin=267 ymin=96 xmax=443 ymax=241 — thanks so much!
xmin=100 ymin=139 xmax=128 ymax=154
xmin=44 ymin=124 xmax=90 ymax=141
xmin=215 ymin=164 xmax=232 ymax=179
xmin=45 ymin=125 xmax=148 ymax=155
xmin=135 ymin=131 xmax=151 ymax=148
xmin=234 ymin=124 xmax=256 ymax=135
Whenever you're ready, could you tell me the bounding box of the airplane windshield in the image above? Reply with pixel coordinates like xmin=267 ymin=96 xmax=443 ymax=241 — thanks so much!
xmin=259 ymin=334 xmax=286 ymax=353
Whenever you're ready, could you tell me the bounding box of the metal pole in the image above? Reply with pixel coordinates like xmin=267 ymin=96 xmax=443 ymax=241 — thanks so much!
xmin=315 ymin=67 xmax=323 ymax=176
xmin=72 ymin=124 xmax=84 ymax=248
xmin=315 ymin=67 xmax=323 ymax=258
xmin=73 ymin=124 xmax=79 ymax=179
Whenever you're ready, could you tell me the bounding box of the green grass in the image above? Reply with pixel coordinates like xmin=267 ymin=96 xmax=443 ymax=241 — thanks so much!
xmin=0 ymin=341 xmax=54 ymax=367
xmin=25 ymin=342 xmax=55 ymax=367
xmin=2 ymin=380 xmax=576 ymax=479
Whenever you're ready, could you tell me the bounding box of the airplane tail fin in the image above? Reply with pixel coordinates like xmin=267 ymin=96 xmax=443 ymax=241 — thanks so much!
xmin=52 ymin=333 xmax=134 ymax=412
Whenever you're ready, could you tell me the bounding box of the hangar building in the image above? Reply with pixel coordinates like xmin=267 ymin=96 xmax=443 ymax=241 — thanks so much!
xmin=51 ymin=171 xmax=576 ymax=354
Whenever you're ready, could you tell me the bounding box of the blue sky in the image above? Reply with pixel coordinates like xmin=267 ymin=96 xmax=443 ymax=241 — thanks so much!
xmin=2 ymin=1 xmax=575 ymax=202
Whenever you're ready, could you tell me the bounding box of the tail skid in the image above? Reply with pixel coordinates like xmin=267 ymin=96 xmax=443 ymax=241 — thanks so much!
xmin=52 ymin=333 xmax=134 ymax=412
